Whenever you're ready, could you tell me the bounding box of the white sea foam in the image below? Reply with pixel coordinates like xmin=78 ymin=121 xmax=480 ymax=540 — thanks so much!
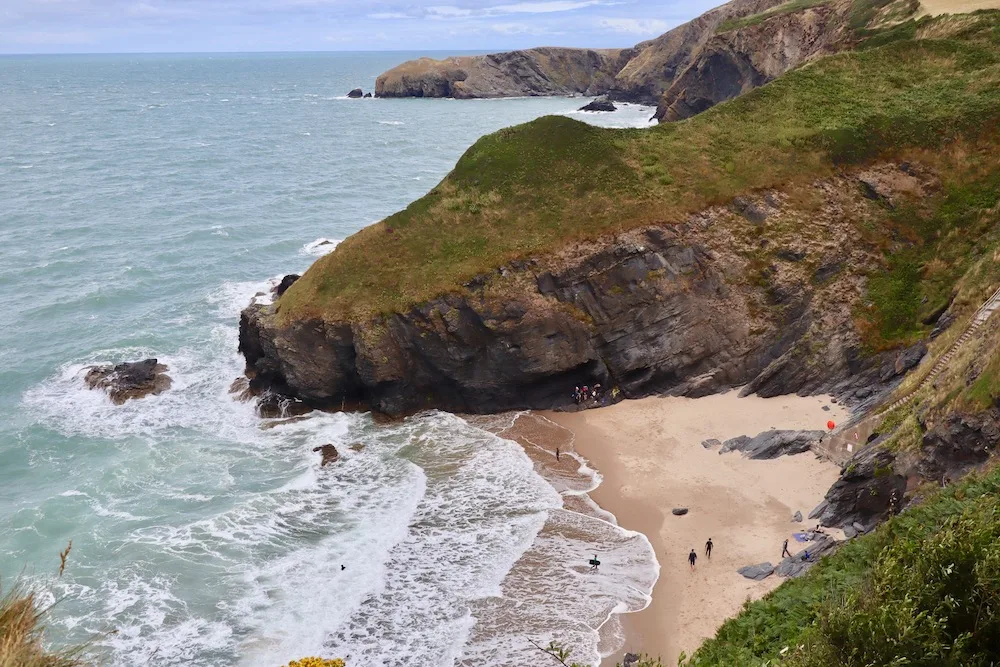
xmin=378 ymin=120 xmax=405 ymax=126
xmin=301 ymin=237 xmax=341 ymax=256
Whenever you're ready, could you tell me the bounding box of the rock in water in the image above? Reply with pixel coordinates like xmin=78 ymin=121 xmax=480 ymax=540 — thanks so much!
xmin=84 ymin=359 xmax=171 ymax=404
xmin=313 ymin=444 xmax=340 ymax=466
xmin=671 ymin=507 xmax=689 ymax=516
xmin=363 ymin=92 xmax=372 ymax=98
xmin=579 ymin=96 xmax=617 ymax=112
xmin=347 ymin=88 xmax=363 ymax=98
xmin=738 ymin=562 xmax=774 ymax=580
xmin=273 ymin=274 xmax=300 ymax=297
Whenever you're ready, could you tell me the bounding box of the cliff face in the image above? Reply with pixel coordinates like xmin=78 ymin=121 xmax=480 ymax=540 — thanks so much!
xmin=654 ymin=3 xmax=847 ymax=121
xmin=374 ymin=47 xmax=635 ymax=99
xmin=240 ymin=164 xmax=937 ymax=417
xmin=374 ymin=0 xmax=859 ymax=117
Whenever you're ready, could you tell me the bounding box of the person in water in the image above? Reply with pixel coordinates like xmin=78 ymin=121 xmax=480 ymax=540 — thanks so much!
xmin=782 ymin=539 xmax=792 ymax=558
xmin=688 ymin=549 xmax=697 ymax=570
xmin=705 ymin=537 xmax=713 ymax=559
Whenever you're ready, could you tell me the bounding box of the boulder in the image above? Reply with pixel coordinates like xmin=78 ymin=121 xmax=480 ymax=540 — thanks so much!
xmin=623 ymin=654 xmax=640 ymax=667
xmin=843 ymin=524 xmax=857 ymax=539
xmin=721 ymin=430 xmax=824 ymax=459
xmin=363 ymin=92 xmax=372 ymax=98
xmin=273 ymin=274 xmax=300 ymax=298
xmin=313 ymin=444 xmax=340 ymax=466
xmin=792 ymin=511 xmax=803 ymax=523
xmin=775 ymin=536 xmax=838 ymax=577
xmin=347 ymin=88 xmax=364 ymax=98
xmin=702 ymin=438 xmax=721 ymax=449
xmin=579 ymin=96 xmax=617 ymax=112
xmin=671 ymin=507 xmax=689 ymax=516
xmin=84 ymin=359 xmax=171 ymax=404
xmin=738 ymin=562 xmax=774 ymax=580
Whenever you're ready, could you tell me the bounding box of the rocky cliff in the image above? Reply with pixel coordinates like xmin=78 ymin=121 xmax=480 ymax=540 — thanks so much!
xmin=374 ymin=47 xmax=635 ymax=99
xmin=374 ymin=0 xmax=866 ymax=119
xmin=240 ymin=163 xmax=943 ymax=417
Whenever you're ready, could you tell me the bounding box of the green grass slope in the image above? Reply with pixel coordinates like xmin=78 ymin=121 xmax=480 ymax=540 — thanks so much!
xmin=279 ymin=9 xmax=1000 ymax=325
xmin=680 ymin=464 xmax=1000 ymax=666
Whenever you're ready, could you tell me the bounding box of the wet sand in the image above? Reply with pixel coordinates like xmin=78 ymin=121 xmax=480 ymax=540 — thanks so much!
xmin=542 ymin=390 xmax=851 ymax=666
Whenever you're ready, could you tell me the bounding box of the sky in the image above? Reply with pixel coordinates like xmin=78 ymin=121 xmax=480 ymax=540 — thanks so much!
xmin=0 ymin=0 xmax=724 ymax=54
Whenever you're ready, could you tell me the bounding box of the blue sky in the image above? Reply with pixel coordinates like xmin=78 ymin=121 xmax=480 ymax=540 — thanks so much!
xmin=0 ymin=0 xmax=724 ymax=54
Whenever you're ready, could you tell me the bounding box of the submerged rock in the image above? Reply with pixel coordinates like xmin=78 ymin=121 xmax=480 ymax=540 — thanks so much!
xmin=84 ymin=359 xmax=171 ymax=404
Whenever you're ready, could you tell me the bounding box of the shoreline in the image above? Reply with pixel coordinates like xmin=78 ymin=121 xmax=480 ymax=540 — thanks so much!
xmin=539 ymin=390 xmax=851 ymax=666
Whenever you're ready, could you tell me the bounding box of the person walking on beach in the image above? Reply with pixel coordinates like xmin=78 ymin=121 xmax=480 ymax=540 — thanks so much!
xmin=705 ymin=538 xmax=713 ymax=560
xmin=782 ymin=539 xmax=792 ymax=559
xmin=688 ymin=549 xmax=697 ymax=570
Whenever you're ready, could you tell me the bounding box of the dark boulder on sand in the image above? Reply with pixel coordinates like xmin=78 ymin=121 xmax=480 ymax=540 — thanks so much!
xmin=672 ymin=507 xmax=689 ymax=516
xmin=738 ymin=562 xmax=774 ymax=580
xmin=84 ymin=358 xmax=171 ymax=404
xmin=347 ymin=88 xmax=364 ymax=98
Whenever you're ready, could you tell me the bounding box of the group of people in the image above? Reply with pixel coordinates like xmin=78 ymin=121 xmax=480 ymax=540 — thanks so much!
xmin=688 ymin=537 xmax=713 ymax=569
xmin=573 ymin=383 xmax=603 ymax=405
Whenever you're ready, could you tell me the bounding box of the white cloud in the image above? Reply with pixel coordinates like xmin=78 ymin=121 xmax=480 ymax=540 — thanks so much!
xmin=426 ymin=5 xmax=473 ymax=17
xmin=490 ymin=21 xmax=547 ymax=34
xmin=598 ymin=17 xmax=670 ymax=35
xmin=368 ymin=11 xmax=411 ymax=19
xmin=489 ymin=0 xmax=603 ymax=14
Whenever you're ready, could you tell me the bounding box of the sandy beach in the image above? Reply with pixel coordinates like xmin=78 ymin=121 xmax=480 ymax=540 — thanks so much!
xmin=540 ymin=390 xmax=852 ymax=666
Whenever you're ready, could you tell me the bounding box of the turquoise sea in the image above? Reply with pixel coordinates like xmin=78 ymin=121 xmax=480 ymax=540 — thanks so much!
xmin=0 ymin=52 xmax=658 ymax=666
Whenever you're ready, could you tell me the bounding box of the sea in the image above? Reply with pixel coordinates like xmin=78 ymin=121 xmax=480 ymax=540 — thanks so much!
xmin=0 ymin=52 xmax=659 ymax=667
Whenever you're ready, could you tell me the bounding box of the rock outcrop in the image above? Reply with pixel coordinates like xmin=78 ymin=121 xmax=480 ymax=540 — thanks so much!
xmin=811 ymin=409 xmax=1000 ymax=529
xmin=720 ymin=429 xmax=826 ymax=459
xmin=374 ymin=0 xmax=865 ymax=120
xmin=654 ymin=3 xmax=847 ymax=121
xmin=84 ymin=359 xmax=171 ymax=404
xmin=775 ymin=535 xmax=839 ymax=577
xmin=738 ymin=562 xmax=775 ymax=580
xmin=347 ymin=88 xmax=363 ymax=98
xmin=579 ymin=96 xmax=617 ymax=112
xmin=375 ymin=48 xmax=635 ymax=99
xmin=240 ymin=164 xmax=942 ymax=417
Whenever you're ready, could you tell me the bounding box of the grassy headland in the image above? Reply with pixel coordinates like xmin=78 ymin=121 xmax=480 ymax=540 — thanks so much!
xmin=280 ymin=9 xmax=1000 ymax=327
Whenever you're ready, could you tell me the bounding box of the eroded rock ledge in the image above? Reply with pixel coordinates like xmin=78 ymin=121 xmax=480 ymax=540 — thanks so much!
xmin=240 ymin=163 xmax=939 ymax=417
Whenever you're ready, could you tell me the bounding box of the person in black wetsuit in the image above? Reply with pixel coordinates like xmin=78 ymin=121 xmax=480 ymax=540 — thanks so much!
xmin=705 ymin=538 xmax=713 ymax=560
xmin=688 ymin=549 xmax=697 ymax=570
xmin=782 ymin=539 xmax=792 ymax=558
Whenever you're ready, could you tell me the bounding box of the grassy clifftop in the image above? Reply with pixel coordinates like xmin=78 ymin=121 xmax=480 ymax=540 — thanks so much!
xmin=279 ymin=10 xmax=1000 ymax=325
